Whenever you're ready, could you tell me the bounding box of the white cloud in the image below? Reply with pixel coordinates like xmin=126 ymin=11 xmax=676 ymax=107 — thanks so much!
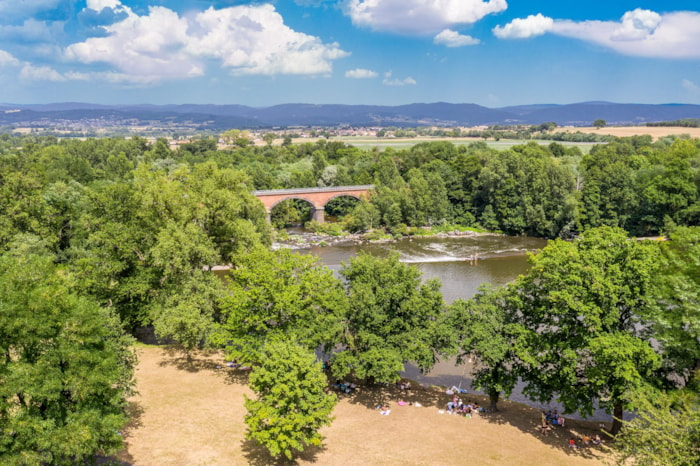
xmin=433 ymin=29 xmax=480 ymax=47
xmin=64 ymin=4 xmax=348 ymax=82
xmin=0 ymin=19 xmax=62 ymax=42
xmin=187 ymin=5 xmax=348 ymax=75
xmin=492 ymin=13 xmax=553 ymax=39
xmin=382 ymin=71 xmax=416 ymax=86
xmin=345 ymin=0 xmax=507 ymax=35
xmin=86 ymin=0 xmax=122 ymax=10
xmin=20 ymin=63 xmax=66 ymax=82
xmin=0 ymin=50 xmax=20 ymax=66
xmin=611 ymin=9 xmax=662 ymax=41
xmin=495 ymin=9 xmax=700 ymax=59
xmin=346 ymin=68 xmax=378 ymax=78
xmin=65 ymin=6 xmax=199 ymax=81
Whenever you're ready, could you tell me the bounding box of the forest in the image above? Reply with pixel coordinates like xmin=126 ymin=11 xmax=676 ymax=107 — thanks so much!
xmin=0 ymin=132 xmax=698 ymax=463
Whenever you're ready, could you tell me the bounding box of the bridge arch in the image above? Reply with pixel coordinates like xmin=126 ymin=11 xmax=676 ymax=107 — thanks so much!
xmin=253 ymin=185 xmax=374 ymax=224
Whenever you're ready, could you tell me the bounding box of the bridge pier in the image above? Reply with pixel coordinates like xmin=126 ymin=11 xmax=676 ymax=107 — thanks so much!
xmin=311 ymin=207 xmax=325 ymax=224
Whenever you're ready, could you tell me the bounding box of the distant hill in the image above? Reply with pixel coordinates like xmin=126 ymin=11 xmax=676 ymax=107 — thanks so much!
xmin=1 ymin=101 xmax=699 ymax=130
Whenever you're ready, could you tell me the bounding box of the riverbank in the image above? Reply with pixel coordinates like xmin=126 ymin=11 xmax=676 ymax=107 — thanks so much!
xmin=112 ymin=345 xmax=612 ymax=465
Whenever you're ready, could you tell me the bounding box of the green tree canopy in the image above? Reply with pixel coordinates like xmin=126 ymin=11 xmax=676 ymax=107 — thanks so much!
xmin=332 ymin=252 xmax=447 ymax=383
xmin=244 ymin=341 xmax=337 ymax=460
xmin=614 ymin=387 xmax=700 ymax=466
xmin=448 ymin=285 xmax=525 ymax=411
xmin=0 ymin=252 xmax=135 ymax=465
xmin=215 ymin=247 xmax=346 ymax=366
xmin=511 ymin=227 xmax=662 ymax=434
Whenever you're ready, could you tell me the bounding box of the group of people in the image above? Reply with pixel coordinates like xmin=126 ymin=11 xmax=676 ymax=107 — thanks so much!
xmin=568 ymin=435 xmax=602 ymax=449
xmin=540 ymin=410 xmax=566 ymax=434
xmin=333 ymin=380 xmax=357 ymax=394
xmin=445 ymin=394 xmax=483 ymax=418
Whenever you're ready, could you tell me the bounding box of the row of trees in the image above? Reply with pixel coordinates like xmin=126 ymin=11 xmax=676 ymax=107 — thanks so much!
xmin=1 ymin=132 xmax=698 ymax=462
xmin=2 ymin=132 xmax=697 ymax=238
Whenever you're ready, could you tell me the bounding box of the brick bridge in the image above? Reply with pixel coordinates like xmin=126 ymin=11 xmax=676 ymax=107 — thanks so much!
xmin=253 ymin=185 xmax=374 ymax=223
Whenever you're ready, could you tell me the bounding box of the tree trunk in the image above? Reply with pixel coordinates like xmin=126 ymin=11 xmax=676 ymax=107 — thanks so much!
xmin=488 ymin=389 xmax=500 ymax=412
xmin=610 ymin=402 xmax=624 ymax=436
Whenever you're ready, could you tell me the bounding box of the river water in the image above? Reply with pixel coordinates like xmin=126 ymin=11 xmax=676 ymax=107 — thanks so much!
xmin=293 ymin=234 xmax=610 ymax=421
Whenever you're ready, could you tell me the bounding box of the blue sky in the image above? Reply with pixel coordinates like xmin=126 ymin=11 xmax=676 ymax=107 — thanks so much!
xmin=0 ymin=0 xmax=698 ymax=107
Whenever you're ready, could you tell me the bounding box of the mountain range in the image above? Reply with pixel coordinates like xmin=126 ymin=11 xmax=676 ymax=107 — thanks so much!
xmin=1 ymin=101 xmax=699 ymax=129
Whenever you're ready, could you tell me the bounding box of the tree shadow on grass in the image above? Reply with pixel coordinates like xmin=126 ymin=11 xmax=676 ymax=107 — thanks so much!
xmin=156 ymin=345 xmax=223 ymax=373
xmin=95 ymin=401 xmax=145 ymax=466
xmin=241 ymin=438 xmax=327 ymax=465
xmin=474 ymin=398 xmax=615 ymax=462
xmin=336 ymin=377 xmax=453 ymax=411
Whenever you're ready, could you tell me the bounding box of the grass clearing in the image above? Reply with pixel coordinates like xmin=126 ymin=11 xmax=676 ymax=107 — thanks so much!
xmin=112 ymin=346 xmax=613 ymax=465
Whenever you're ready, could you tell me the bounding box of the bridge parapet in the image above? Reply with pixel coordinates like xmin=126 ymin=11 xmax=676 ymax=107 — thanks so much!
xmin=253 ymin=185 xmax=375 ymax=196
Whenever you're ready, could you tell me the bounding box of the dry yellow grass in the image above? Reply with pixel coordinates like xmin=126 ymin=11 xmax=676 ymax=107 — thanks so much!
xmin=113 ymin=346 xmax=612 ymax=465
xmin=561 ymin=126 xmax=700 ymax=141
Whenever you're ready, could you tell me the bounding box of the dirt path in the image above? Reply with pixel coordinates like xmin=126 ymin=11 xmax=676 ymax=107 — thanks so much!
xmin=114 ymin=346 xmax=612 ymax=465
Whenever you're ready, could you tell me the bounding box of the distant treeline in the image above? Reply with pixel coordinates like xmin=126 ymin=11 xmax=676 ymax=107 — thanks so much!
xmin=647 ymin=119 xmax=700 ymax=128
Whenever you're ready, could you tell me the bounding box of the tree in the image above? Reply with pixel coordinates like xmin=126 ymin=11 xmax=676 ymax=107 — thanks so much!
xmin=593 ymin=119 xmax=607 ymax=129
xmin=244 ymin=341 xmax=337 ymax=460
xmin=332 ymin=252 xmax=447 ymax=383
xmin=0 ymin=252 xmax=135 ymax=465
xmin=511 ymin=227 xmax=661 ymax=435
xmin=647 ymin=227 xmax=700 ymax=381
xmin=448 ymin=286 xmax=523 ymax=411
xmin=215 ymin=247 xmax=346 ymax=366
xmin=614 ymin=387 xmax=700 ymax=466
xmin=262 ymin=132 xmax=276 ymax=146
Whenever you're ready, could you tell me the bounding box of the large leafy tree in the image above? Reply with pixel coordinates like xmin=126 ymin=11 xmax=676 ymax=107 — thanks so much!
xmin=473 ymin=143 xmax=576 ymax=237
xmin=614 ymin=387 xmax=700 ymax=466
xmin=215 ymin=247 xmax=346 ymax=365
xmin=511 ymin=227 xmax=661 ymax=434
xmin=448 ymin=285 xmax=524 ymax=411
xmin=0 ymin=252 xmax=135 ymax=465
xmin=244 ymin=341 xmax=337 ymax=460
xmin=648 ymin=226 xmax=700 ymax=381
xmin=578 ymin=142 xmax=645 ymax=232
xmin=332 ymin=252 xmax=447 ymax=383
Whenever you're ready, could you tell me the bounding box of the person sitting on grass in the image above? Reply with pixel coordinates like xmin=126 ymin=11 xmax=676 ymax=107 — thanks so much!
xmin=568 ymin=438 xmax=580 ymax=450
xmin=592 ymin=434 xmax=602 ymax=445
xmin=380 ymin=405 xmax=391 ymax=415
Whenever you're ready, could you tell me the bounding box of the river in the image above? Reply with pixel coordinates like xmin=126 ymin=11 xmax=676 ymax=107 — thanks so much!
xmin=293 ymin=233 xmax=610 ymax=421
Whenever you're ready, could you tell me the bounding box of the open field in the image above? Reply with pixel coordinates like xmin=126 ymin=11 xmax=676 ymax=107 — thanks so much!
xmin=299 ymin=136 xmax=599 ymax=154
xmin=560 ymin=125 xmax=700 ymax=140
xmin=113 ymin=346 xmax=612 ymax=465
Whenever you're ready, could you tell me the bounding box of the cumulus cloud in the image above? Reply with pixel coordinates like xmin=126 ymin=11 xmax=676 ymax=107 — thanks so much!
xmin=345 ymin=0 xmax=507 ymax=35
xmin=382 ymin=71 xmax=416 ymax=86
xmin=346 ymin=68 xmax=378 ymax=78
xmin=433 ymin=29 xmax=480 ymax=47
xmin=492 ymin=13 xmax=553 ymax=39
xmin=64 ymin=3 xmax=348 ymax=82
xmin=187 ymin=5 xmax=348 ymax=75
xmin=611 ymin=9 xmax=662 ymax=41
xmin=494 ymin=9 xmax=700 ymax=59
xmin=86 ymin=0 xmax=122 ymax=10
xmin=20 ymin=63 xmax=66 ymax=82
xmin=0 ymin=18 xmax=63 ymax=42
xmin=0 ymin=50 xmax=20 ymax=66
xmin=65 ymin=6 xmax=200 ymax=82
